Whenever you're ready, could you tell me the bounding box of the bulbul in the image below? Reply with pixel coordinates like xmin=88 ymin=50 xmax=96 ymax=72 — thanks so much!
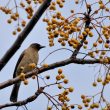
xmin=10 ymin=43 xmax=45 ymax=102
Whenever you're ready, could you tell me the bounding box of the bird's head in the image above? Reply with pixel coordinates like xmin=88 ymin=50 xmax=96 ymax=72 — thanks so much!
xmin=30 ymin=43 xmax=45 ymax=50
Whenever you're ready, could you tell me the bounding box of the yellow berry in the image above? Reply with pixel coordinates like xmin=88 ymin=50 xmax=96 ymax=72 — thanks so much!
xmin=17 ymin=27 xmax=21 ymax=32
xmin=47 ymin=106 xmax=52 ymax=110
xmin=65 ymin=97 xmax=70 ymax=102
xmin=63 ymin=79 xmax=69 ymax=84
xmin=60 ymin=74 xmax=65 ymax=79
xmin=78 ymin=105 xmax=82 ymax=109
xmin=98 ymin=38 xmax=103 ymax=43
xmin=82 ymin=31 xmax=87 ymax=36
xmin=78 ymin=35 xmax=84 ymax=39
xmin=15 ymin=12 xmax=19 ymax=17
xmin=29 ymin=63 xmax=36 ymax=69
xmin=75 ymin=0 xmax=79 ymax=4
xmin=98 ymin=1 xmax=103 ymax=4
xmin=62 ymin=106 xmax=66 ymax=110
xmin=12 ymin=31 xmax=16 ymax=35
xmin=84 ymin=103 xmax=89 ymax=107
xmin=97 ymin=77 xmax=102 ymax=82
xmin=100 ymin=4 xmax=105 ymax=9
xmin=68 ymin=87 xmax=74 ymax=92
xmin=94 ymin=103 xmax=99 ymax=108
xmin=7 ymin=19 xmax=12 ymax=24
xmin=92 ymin=82 xmax=97 ymax=87
xmin=83 ymin=45 xmax=87 ymax=49
xmin=88 ymin=31 xmax=93 ymax=37
xmin=49 ymin=42 xmax=54 ymax=47
xmin=58 ymin=84 xmax=62 ymax=89
xmin=93 ymin=42 xmax=97 ymax=47
xmin=23 ymin=79 xmax=28 ymax=85
xmin=63 ymin=89 xmax=69 ymax=95
xmin=61 ymin=41 xmax=66 ymax=46
xmin=43 ymin=64 xmax=49 ymax=68
xmin=86 ymin=98 xmax=91 ymax=103
xmin=84 ymin=40 xmax=88 ymax=45
xmin=32 ymin=75 xmax=36 ymax=79
xmin=19 ymin=73 xmax=25 ymax=81
xmin=85 ymin=28 xmax=90 ymax=33
xmin=59 ymin=3 xmax=63 ymax=8
xmin=81 ymin=95 xmax=86 ymax=99
xmin=20 ymin=66 xmax=24 ymax=70
xmin=71 ymin=10 xmax=74 ymax=13
xmin=56 ymin=0 xmax=61 ymax=4
xmin=56 ymin=75 xmax=61 ymax=80
xmin=106 ymin=74 xmax=110 ymax=80
xmin=22 ymin=20 xmax=26 ymax=27
xmin=105 ymin=8 xmax=109 ymax=12
xmin=58 ymin=68 xmax=63 ymax=74
xmin=105 ymin=43 xmax=109 ymax=48
xmin=101 ymin=51 xmax=106 ymax=55
xmin=20 ymin=2 xmax=25 ymax=7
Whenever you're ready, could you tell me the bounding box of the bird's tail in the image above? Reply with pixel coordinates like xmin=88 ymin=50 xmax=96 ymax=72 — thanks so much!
xmin=10 ymin=82 xmax=21 ymax=102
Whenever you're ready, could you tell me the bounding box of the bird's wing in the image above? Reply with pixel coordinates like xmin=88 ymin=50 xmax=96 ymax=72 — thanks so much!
xmin=13 ymin=51 xmax=25 ymax=78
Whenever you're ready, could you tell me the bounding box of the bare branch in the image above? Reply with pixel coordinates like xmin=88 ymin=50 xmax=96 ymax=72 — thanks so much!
xmin=0 ymin=87 xmax=44 ymax=109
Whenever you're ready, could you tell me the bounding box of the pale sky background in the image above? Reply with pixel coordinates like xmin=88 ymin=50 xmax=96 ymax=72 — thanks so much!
xmin=0 ymin=0 xmax=110 ymax=110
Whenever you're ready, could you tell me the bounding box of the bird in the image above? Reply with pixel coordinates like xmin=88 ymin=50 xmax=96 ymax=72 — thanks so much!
xmin=10 ymin=43 xmax=45 ymax=102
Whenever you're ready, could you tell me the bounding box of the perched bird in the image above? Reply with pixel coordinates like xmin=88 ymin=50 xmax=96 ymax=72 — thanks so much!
xmin=10 ymin=43 xmax=45 ymax=102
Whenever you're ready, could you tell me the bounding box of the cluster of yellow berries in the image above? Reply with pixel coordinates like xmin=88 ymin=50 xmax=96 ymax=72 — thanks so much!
xmin=56 ymin=69 xmax=74 ymax=110
xmin=49 ymin=0 xmax=65 ymax=10
xmin=56 ymin=68 xmax=68 ymax=83
xmin=43 ymin=0 xmax=110 ymax=65
xmin=99 ymin=57 xmax=110 ymax=64
xmin=43 ymin=12 xmax=82 ymax=47
xmin=29 ymin=63 xmax=36 ymax=69
xmin=47 ymin=68 xmax=74 ymax=110
xmin=98 ymin=0 xmax=109 ymax=11
xmin=20 ymin=0 xmax=43 ymax=19
xmin=80 ymin=93 xmax=110 ymax=110
xmin=87 ymin=50 xmax=110 ymax=63
xmin=103 ymin=73 xmax=110 ymax=85
xmin=20 ymin=0 xmax=43 ymax=5
xmin=25 ymin=5 xmax=34 ymax=19
xmin=44 ymin=10 xmax=110 ymax=51
xmin=28 ymin=63 xmax=37 ymax=79
xmin=81 ymin=95 xmax=99 ymax=109
xmin=0 ymin=6 xmax=11 ymax=14
xmin=101 ymin=26 xmax=110 ymax=49
xmin=19 ymin=63 xmax=37 ymax=85
xmin=0 ymin=5 xmax=26 ymax=35
xmin=19 ymin=72 xmax=36 ymax=84
xmin=19 ymin=72 xmax=29 ymax=85
xmin=0 ymin=0 xmax=44 ymax=36
xmin=94 ymin=73 xmax=110 ymax=87
xmin=58 ymin=90 xmax=75 ymax=110
xmin=102 ymin=105 xmax=110 ymax=110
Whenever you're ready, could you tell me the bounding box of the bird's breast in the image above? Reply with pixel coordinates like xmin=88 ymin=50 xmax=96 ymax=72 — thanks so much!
xmin=17 ymin=48 xmax=39 ymax=74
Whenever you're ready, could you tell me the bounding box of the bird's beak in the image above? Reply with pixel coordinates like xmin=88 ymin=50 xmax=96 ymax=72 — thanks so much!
xmin=40 ymin=45 xmax=45 ymax=49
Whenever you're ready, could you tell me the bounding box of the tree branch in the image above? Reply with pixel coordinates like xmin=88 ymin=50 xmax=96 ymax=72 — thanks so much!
xmin=0 ymin=87 xmax=44 ymax=109
xmin=71 ymin=6 xmax=91 ymax=57
xmin=0 ymin=57 xmax=101 ymax=90
xmin=0 ymin=0 xmax=52 ymax=71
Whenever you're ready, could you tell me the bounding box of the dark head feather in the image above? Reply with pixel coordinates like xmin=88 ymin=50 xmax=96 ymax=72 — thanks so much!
xmin=30 ymin=43 xmax=45 ymax=50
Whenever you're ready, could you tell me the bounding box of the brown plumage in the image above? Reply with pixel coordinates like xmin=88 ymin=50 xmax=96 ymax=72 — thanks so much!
xmin=10 ymin=43 xmax=45 ymax=102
